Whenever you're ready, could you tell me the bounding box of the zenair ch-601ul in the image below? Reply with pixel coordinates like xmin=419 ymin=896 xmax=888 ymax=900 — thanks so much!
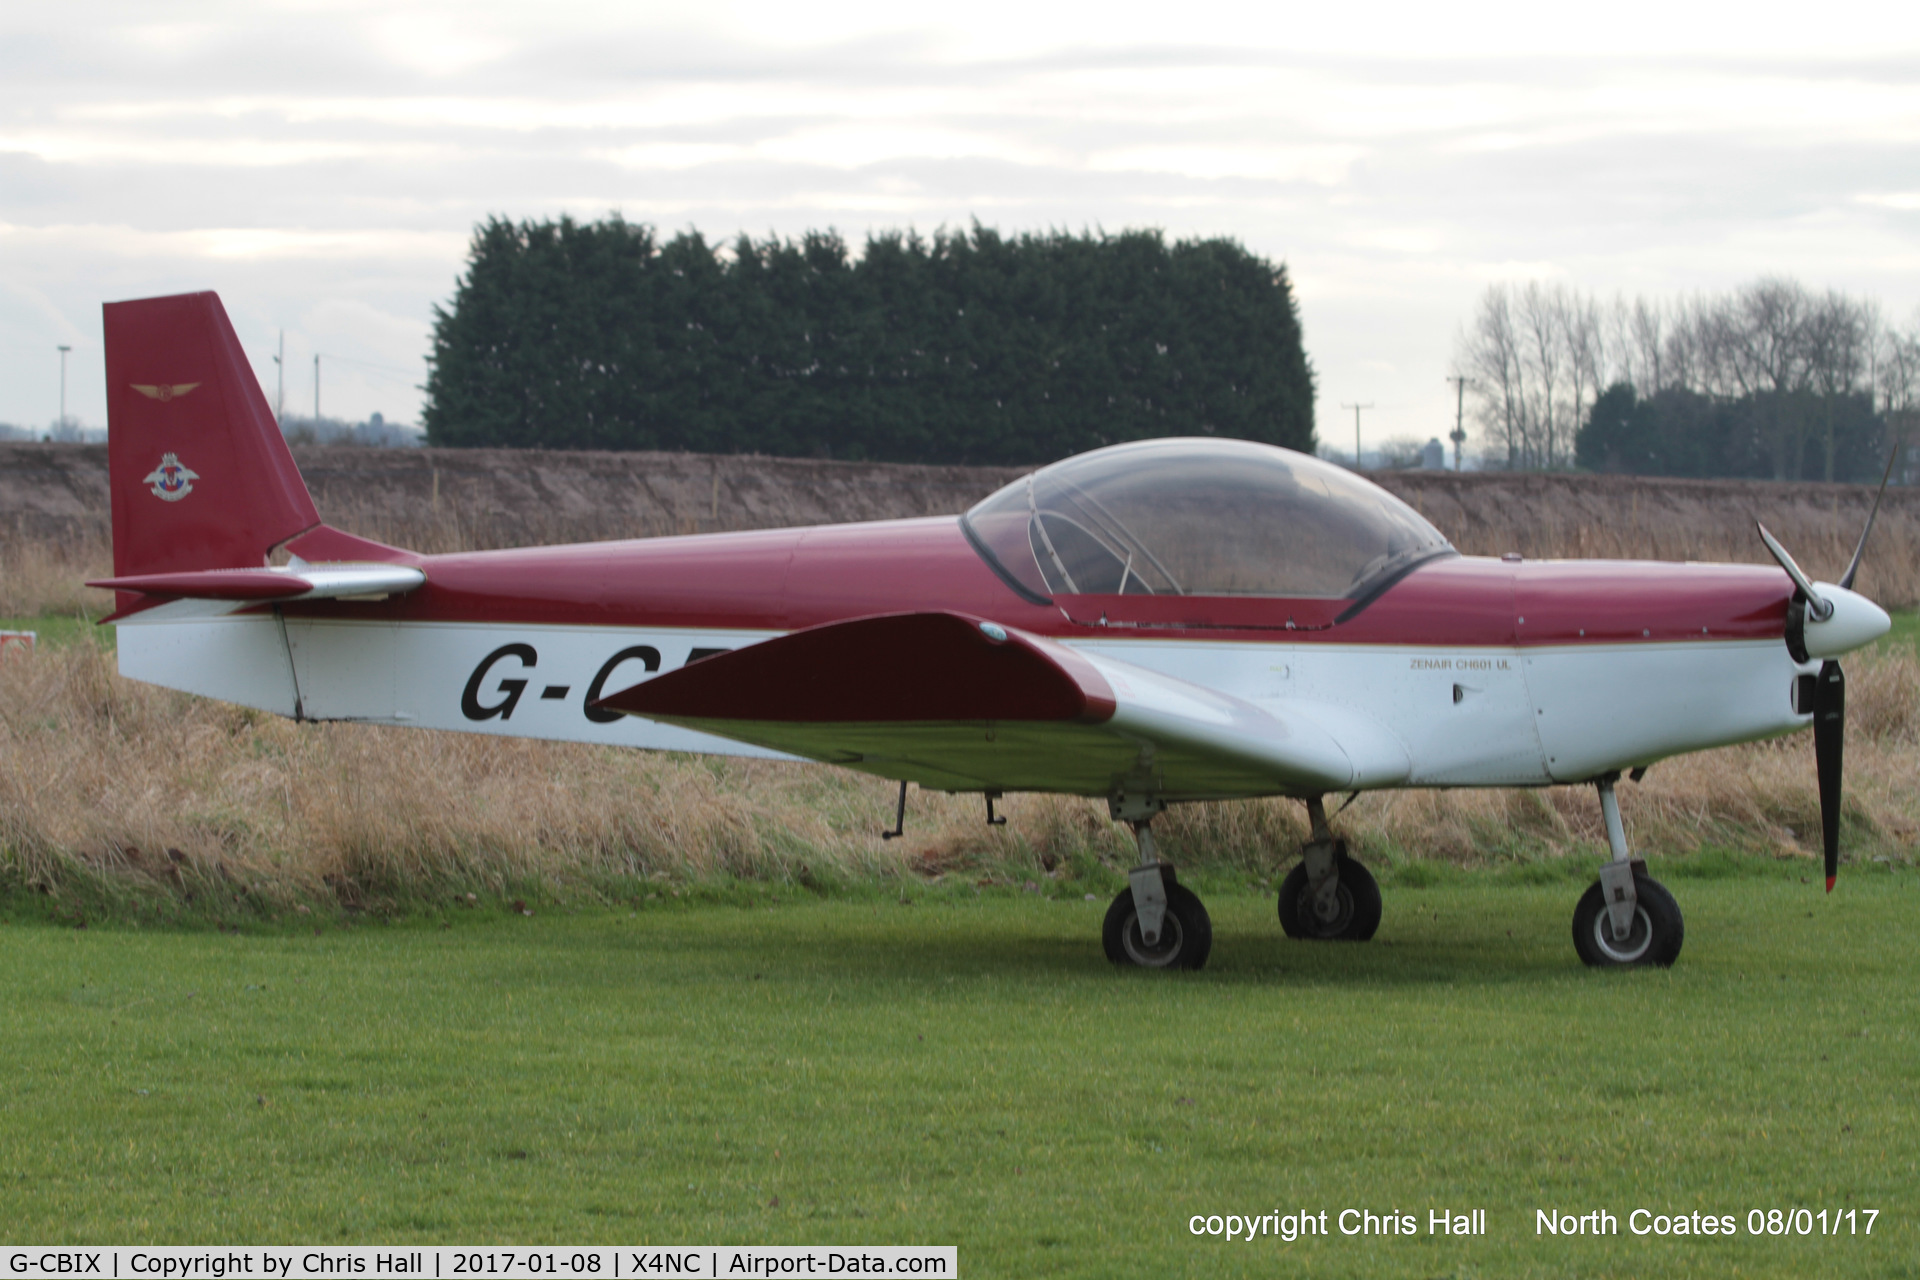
xmin=93 ymin=292 xmax=1895 ymax=970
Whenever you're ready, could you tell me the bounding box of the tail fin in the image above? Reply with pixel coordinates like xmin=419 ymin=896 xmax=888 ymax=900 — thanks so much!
xmin=104 ymin=292 xmax=319 ymax=577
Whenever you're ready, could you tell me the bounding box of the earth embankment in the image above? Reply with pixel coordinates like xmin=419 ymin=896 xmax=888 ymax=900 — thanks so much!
xmin=5 ymin=441 xmax=1917 ymax=604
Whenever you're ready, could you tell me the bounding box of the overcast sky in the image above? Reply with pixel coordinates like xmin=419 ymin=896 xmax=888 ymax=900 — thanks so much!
xmin=4 ymin=1 xmax=1918 ymax=457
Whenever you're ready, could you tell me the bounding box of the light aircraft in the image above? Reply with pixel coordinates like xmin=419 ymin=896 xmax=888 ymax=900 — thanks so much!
xmin=92 ymin=292 xmax=1895 ymax=970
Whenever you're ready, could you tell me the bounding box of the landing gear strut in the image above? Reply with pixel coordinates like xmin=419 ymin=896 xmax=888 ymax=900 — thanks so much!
xmin=1572 ymin=775 xmax=1684 ymax=967
xmin=1101 ymin=793 xmax=1212 ymax=970
xmin=1277 ymin=796 xmax=1381 ymax=941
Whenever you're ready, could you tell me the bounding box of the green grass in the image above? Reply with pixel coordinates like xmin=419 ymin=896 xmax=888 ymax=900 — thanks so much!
xmin=0 ymin=613 xmax=112 ymax=651
xmin=2 ymin=876 xmax=1915 ymax=1277
xmin=1883 ymin=608 xmax=1920 ymax=653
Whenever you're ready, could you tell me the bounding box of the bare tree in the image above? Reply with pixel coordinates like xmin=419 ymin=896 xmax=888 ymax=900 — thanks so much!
xmin=1805 ymin=291 xmax=1875 ymax=480
xmin=1880 ymin=313 xmax=1920 ymax=483
xmin=1518 ymin=283 xmax=1567 ymax=467
xmin=1726 ymin=278 xmax=1813 ymax=396
xmin=1879 ymin=312 xmax=1920 ymax=415
xmin=1609 ymin=294 xmax=1667 ymax=393
xmin=1663 ymin=293 xmax=1714 ymax=396
xmin=1457 ymin=285 xmax=1529 ymax=468
xmin=1456 ymin=276 xmax=1903 ymax=477
xmin=1563 ymin=290 xmax=1607 ymax=454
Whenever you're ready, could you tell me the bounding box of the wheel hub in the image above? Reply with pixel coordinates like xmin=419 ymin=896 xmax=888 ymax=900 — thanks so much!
xmin=1589 ymin=905 xmax=1653 ymax=964
xmin=1122 ymin=911 xmax=1187 ymax=967
xmin=1305 ymin=883 xmax=1355 ymax=935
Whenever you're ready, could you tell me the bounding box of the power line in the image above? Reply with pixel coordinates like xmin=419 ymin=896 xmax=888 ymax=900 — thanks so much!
xmin=304 ymin=351 xmax=422 ymax=422
xmin=314 ymin=352 xmax=421 ymax=381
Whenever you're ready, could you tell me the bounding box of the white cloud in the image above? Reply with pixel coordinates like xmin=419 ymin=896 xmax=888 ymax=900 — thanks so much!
xmin=3 ymin=1 xmax=1920 ymax=444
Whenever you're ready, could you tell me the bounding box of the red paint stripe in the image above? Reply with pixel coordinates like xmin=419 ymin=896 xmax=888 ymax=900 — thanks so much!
xmin=278 ymin=518 xmax=1793 ymax=649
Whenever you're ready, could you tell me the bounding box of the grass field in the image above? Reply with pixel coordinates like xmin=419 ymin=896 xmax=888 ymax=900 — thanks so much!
xmin=3 ymin=600 xmax=1916 ymax=1275
xmin=2 ymin=872 xmax=1915 ymax=1277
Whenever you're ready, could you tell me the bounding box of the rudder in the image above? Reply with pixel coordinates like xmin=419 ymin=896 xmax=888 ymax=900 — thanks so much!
xmin=104 ymin=292 xmax=319 ymax=577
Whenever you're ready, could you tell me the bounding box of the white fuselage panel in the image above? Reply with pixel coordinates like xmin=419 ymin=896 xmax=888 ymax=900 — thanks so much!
xmin=116 ymin=616 xmax=1815 ymax=789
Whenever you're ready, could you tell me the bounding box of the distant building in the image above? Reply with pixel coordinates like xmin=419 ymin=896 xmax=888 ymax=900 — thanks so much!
xmin=1421 ymin=438 xmax=1446 ymax=470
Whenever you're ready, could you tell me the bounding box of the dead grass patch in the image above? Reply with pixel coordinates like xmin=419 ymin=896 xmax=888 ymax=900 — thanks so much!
xmin=4 ymin=641 xmax=1915 ymax=915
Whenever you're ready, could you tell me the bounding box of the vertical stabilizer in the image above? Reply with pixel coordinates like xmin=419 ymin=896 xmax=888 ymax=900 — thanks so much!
xmin=104 ymin=292 xmax=320 ymax=577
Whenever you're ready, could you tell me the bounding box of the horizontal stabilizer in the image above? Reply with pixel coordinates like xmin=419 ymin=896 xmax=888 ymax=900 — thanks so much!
xmin=92 ymin=563 xmax=425 ymax=615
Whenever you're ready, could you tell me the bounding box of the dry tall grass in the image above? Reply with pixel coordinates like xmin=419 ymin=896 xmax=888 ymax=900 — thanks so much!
xmin=6 ymin=443 xmax=1919 ymax=915
xmin=3 ymin=637 xmax=1914 ymax=914
xmin=7 ymin=442 xmax=1920 ymax=620
xmin=0 ymin=533 xmax=110 ymax=619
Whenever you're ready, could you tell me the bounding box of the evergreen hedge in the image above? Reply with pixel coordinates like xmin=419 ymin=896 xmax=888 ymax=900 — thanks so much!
xmin=423 ymin=218 xmax=1316 ymax=464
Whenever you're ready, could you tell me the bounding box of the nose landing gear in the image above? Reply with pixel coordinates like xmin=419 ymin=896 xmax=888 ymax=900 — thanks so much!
xmin=1574 ymin=775 xmax=1684 ymax=967
xmin=1101 ymin=792 xmax=1213 ymax=970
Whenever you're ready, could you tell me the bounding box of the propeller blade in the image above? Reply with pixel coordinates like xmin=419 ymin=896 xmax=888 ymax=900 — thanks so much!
xmin=1813 ymin=659 xmax=1845 ymax=892
xmin=1839 ymin=423 xmax=1909 ymax=591
xmin=1756 ymin=523 xmax=1833 ymax=621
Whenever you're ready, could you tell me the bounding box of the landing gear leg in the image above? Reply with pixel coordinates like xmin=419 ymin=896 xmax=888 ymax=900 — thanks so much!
xmin=1101 ymin=794 xmax=1212 ymax=970
xmin=1573 ymin=775 xmax=1684 ymax=967
xmin=1277 ymin=796 xmax=1381 ymax=941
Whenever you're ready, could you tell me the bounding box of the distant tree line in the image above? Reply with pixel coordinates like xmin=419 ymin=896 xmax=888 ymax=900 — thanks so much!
xmin=1455 ymin=279 xmax=1920 ymax=481
xmin=423 ymin=217 xmax=1316 ymax=464
xmin=278 ymin=412 xmax=421 ymax=448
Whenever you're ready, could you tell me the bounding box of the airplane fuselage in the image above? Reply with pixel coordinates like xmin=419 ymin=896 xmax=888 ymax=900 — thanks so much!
xmin=116 ymin=514 xmax=1813 ymax=796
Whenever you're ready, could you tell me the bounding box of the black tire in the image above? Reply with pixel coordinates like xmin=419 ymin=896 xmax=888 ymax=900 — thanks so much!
xmin=1102 ymin=881 xmax=1212 ymax=970
xmin=1572 ymin=873 xmax=1684 ymax=968
xmin=1277 ymin=849 xmax=1382 ymax=941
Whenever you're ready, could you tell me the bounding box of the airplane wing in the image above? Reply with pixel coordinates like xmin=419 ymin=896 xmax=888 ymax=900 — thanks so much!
xmin=593 ymin=611 xmax=1409 ymax=800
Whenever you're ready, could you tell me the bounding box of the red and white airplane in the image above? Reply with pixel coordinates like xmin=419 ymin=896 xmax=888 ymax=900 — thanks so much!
xmin=92 ymin=292 xmax=1894 ymax=970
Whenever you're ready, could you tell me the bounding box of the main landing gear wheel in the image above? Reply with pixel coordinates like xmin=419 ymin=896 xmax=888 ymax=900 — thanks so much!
xmin=1572 ymin=872 xmax=1684 ymax=967
xmin=1277 ymin=851 xmax=1382 ymax=941
xmin=1103 ymin=879 xmax=1213 ymax=970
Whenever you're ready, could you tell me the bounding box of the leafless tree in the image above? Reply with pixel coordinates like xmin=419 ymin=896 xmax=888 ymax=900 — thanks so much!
xmin=1458 ymin=285 xmax=1529 ymax=468
xmin=1563 ymin=290 xmax=1607 ymax=454
xmin=1458 ymin=283 xmax=1616 ymax=469
xmin=1805 ymin=291 xmax=1875 ymax=480
xmin=1456 ymin=276 xmax=1906 ymax=475
xmin=1607 ymin=294 xmax=1667 ymax=394
xmin=1879 ymin=312 xmax=1920 ymax=415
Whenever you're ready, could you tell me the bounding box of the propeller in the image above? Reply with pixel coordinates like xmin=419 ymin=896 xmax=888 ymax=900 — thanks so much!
xmin=1756 ymin=427 xmax=1906 ymax=893
xmin=1813 ymin=660 xmax=1843 ymax=892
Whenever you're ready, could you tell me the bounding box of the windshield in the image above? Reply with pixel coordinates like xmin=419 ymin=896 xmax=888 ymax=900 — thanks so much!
xmin=963 ymin=438 xmax=1454 ymax=600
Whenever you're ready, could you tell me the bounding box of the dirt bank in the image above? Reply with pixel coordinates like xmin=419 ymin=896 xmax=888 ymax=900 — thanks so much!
xmin=5 ymin=441 xmax=1917 ymax=604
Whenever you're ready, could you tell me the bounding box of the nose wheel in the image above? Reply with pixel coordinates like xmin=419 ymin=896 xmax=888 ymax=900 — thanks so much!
xmin=1101 ymin=874 xmax=1213 ymax=969
xmin=1572 ymin=872 xmax=1684 ymax=966
xmin=1101 ymin=793 xmax=1213 ymax=970
xmin=1575 ymin=775 xmax=1684 ymax=967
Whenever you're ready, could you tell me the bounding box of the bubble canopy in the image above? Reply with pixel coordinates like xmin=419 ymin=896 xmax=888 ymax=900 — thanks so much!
xmin=962 ymin=438 xmax=1455 ymax=602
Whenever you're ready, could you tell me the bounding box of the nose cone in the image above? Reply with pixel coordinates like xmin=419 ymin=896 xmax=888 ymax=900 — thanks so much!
xmin=1804 ymin=582 xmax=1892 ymax=658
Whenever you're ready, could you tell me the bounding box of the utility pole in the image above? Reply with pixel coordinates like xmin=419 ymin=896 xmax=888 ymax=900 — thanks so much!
xmin=1340 ymin=402 xmax=1373 ymax=470
xmin=57 ymin=344 xmax=72 ymax=433
xmin=314 ymin=354 xmax=321 ymax=422
xmin=1446 ymin=375 xmax=1470 ymax=471
xmin=273 ymin=331 xmax=284 ymax=424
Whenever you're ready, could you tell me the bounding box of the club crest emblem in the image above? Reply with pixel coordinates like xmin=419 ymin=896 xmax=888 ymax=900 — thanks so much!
xmin=132 ymin=383 xmax=201 ymax=402
xmin=144 ymin=453 xmax=200 ymax=501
